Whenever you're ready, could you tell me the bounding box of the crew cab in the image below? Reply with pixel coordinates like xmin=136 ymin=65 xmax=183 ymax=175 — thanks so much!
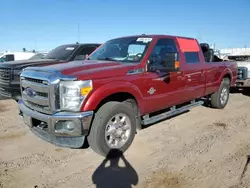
xmin=0 ymin=43 xmax=101 ymax=101
xmin=18 ymin=35 xmax=237 ymax=157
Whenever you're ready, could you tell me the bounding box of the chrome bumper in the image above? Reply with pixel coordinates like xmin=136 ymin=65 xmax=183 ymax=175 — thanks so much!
xmin=18 ymin=99 xmax=93 ymax=148
xmin=234 ymin=79 xmax=250 ymax=87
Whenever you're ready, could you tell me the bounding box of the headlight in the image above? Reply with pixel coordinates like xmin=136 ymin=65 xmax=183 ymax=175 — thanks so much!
xmin=13 ymin=69 xmax=22 ymax=81
xmin=59 ymin=80 xmax=92 ymax=111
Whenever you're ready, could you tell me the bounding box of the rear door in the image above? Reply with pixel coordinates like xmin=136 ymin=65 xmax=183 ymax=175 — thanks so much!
xmin=177 ymin=38 xmax=206 ymax=100
xmin=142 ymin=37 xmax=187 ymax=113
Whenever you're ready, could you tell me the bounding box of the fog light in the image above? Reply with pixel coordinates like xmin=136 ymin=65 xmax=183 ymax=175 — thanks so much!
xmin=65 ymin=121 xmax=75 ymax=131
xmin=247 ymin=80 xmax=250 ymax=85
xmin=55 ymin=120 xmax=82 ymax=136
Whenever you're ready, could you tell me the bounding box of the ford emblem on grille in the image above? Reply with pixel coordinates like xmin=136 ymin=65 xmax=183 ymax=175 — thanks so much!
xmin=26 ymin=87 xmax=36 ymax=97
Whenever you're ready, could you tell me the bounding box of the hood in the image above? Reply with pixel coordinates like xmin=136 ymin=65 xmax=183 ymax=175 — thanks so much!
xmin=0 ymin=59 xmax=65 ymax=69
xmin=32 ymin=60 xmax=138 ymax=80
xmin=236 ymin=61 xmax=250 ymax=69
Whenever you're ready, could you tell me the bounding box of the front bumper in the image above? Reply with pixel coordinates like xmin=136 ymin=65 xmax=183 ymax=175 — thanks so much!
xmin=234 ymin=79 xmax=250 ymax=88
xmin=18 ymin=100 xmax=93 ymax=148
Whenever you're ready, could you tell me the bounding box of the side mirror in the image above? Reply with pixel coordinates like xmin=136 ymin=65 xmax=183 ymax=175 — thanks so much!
xmin=74 ymin=54 xmax=87 ymax=61
xmin=164 ymin=52 xmax=180 ymax=72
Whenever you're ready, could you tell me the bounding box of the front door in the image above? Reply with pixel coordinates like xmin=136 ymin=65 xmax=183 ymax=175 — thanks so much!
xmin=142 ymin=37 xmax=187 ymax=114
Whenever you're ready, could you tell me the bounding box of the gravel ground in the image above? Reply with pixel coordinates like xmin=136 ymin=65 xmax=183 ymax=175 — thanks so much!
xmin=1 ymin=92 xmax=250 ymax=188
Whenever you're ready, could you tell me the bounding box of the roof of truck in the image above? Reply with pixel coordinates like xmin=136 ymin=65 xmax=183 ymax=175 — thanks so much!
xmin=58 ymin=43 xmax=102 ymax=47
xmin=110 ymin=34 xmax=196 ymax=40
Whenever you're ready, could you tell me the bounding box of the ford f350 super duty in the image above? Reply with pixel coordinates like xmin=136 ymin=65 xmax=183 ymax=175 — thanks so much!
xmin=18 ymin=35 xmax=237 ymax=157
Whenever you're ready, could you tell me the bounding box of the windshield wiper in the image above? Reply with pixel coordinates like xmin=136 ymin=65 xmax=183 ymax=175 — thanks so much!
xmin=97 ymin=57 xmax=116 ymax=61
xmin=44 ymin=57 xmax=61 ymax=61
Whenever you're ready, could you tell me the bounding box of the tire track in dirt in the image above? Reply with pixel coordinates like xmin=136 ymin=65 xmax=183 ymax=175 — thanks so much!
xmin=1 ymin=94 xmax=250 ymax=188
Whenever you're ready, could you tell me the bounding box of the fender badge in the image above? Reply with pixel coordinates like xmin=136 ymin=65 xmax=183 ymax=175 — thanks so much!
xmin=148 ymin=87 xmax=156 ymax=95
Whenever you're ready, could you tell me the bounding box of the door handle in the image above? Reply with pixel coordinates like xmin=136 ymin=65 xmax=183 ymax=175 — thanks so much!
xmin=177 ymin=71 xmax=184 ymax=75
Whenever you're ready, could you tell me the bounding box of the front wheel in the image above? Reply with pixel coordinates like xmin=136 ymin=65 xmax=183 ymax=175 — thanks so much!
xmin=210 ymin=78 xmax=230 ymax=109
xmin=87 ymin=101 xmax=136 ymax=157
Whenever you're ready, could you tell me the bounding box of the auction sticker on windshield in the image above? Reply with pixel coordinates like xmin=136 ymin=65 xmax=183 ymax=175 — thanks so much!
xmin=136 ymin=37 xmax=152 ymax=43
xmin=65 ymin=47 xmax=75 ymax=51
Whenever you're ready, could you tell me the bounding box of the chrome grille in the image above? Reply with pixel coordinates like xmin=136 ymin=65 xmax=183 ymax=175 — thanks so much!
xmin=20 ymin=68 xmax=76 ymax=115
xmin=0 ymin=68 xmax=11 ymax=83
xmin=237 ymin=67 xmax=248 ymax=80
xmin=21 ymin=77 xmax=52 ymax=114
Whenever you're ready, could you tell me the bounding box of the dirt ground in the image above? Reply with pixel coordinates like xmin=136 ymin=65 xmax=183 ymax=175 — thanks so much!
xmin=1 ymin=92 xmax=250 ymax=188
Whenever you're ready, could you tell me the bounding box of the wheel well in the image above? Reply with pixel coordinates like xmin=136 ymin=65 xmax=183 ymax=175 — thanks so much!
xmin=95 ymin=92 xmax=138 ymax=112
xmin=223 ymin=73 xmax=231 ymax=83
xmin=94 ymin=92 xmax=142 ymax=131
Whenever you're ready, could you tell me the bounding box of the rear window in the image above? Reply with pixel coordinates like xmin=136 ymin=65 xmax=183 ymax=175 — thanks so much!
xmin=184 ymin=52 xmax=200 ymax=64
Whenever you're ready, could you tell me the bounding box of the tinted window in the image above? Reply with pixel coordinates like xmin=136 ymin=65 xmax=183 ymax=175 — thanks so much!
xmin=0 ymin=54 xmax=15 ymax=62
xmin=77 ymin=46 xmax=97 ymax=56
xmin=88 ymin=36 xmax=152 ymax=63
xmin=184 ymin=52 xmax=200 ymax=64
xmin=149 ymin=38 xmax=178 ymax=69
xmin=43 ymin=45 xmax=78 ymax=61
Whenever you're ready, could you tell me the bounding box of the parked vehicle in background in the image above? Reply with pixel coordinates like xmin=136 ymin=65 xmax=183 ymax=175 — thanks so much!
xmin=228 ymin=55 xmax=250 ymax=90
xmin=0 ymin=43 xmax=101 ymax=101
xmin=28 ymin=52 xmax=48 ymax=60
xmin=18 ymin=35 xmax=237 ymax=157
xmin=0 ymin=52 xmax=35 ymax=62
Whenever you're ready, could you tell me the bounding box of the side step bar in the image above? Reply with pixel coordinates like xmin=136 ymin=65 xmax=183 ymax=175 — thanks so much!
xmin=141 ymin=100 xmax=204 ymax=125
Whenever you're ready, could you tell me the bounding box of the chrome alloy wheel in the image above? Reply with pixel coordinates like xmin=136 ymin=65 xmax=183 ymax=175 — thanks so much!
xmin=105 ymin=113 xmax=132 ymax=149
xmin=220 ymin=87 xmax=228 ymax=105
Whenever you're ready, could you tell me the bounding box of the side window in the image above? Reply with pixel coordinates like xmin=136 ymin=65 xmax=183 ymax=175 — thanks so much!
xmin=0 ymin=54 xmax=15 ymax=62
xmin=74 ymin=46 xmax=97 ymax=60
xmin=6 ymin=54 xmax=15 ymax=61
xmin=149 ymin=38 xmax=178 ymax=69
xmin=78 ymin=46 xmax=97 ymax=56
xmin=184 ymin=52 xmax=200 ymax=64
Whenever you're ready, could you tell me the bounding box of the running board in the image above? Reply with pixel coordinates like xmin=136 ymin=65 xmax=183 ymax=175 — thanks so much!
xmin=141 ymin=100 xmax=204 ymax=125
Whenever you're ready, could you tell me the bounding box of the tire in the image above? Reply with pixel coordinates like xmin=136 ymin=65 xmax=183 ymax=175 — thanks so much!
xmin=87 ymin=101 xmax=136 ymax=157
xmin=122 ymin=99 xmax=141 ymax=131
xmin=210 ymin=78 xmax=230 ymax=109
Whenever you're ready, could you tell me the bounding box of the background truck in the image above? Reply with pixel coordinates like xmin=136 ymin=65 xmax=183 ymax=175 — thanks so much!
xmin=0 ymin=43 xmax=101 ymax=101
xmin=228 ymin=54 xmax=250 ymax=90
xmin=0 ymin=52 xmax=35 ymax=62
xmin=18 ymin=35 xmax=237 ymax=157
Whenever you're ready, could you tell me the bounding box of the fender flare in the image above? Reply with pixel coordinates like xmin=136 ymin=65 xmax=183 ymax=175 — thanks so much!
xmin=82 ymin=81 xmax=145 ymax=114
xmin=220 ymin=67 xmax=233 ymax=85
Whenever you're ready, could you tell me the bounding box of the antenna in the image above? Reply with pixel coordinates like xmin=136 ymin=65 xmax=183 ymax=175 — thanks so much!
xmin=77 ymin=24 xmax=80 ymax=43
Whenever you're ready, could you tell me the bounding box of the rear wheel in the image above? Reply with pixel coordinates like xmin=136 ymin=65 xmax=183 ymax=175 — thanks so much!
xmin=210 ymin=78 xmax=230 ymax=109
xmin=87 ymin=101 xmax=136 ymax=157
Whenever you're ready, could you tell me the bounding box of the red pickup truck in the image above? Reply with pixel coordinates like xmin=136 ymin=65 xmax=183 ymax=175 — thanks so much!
xmin=18 ymin=35 xmax=237 ymax=157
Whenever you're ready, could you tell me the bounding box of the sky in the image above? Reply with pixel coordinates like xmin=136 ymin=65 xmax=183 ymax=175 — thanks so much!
xmin=1 ymin=0 xmax=250 ymax=52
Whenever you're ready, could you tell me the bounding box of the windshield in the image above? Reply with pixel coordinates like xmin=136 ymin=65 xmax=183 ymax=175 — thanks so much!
xmin=43 ymin=45 xmax=78 ymax=61
xmin=228 ymin=55 xmax=250 ymax=62
xmin=88 ymin=36 xmax=153 ymax=63
xmin=0 ymin=55 xmax=6 ymax=62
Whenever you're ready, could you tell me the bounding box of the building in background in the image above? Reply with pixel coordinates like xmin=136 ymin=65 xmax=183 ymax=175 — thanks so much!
xmin=219 ymin=48 xmax=250 ymax=57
